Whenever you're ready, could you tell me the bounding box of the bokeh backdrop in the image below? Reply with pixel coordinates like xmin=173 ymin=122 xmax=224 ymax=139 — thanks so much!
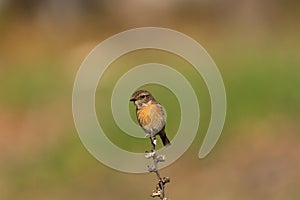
xmin=1 ymin=0 xmax=300 ymax=199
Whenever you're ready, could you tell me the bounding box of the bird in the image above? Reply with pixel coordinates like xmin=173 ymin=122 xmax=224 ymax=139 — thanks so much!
xmin=130 ymin=90 xmax=171 ymax=150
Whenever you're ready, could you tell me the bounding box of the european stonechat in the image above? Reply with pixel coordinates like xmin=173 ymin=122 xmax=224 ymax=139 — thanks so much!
xmin=130 ymin=90 xmax=171 ymax=150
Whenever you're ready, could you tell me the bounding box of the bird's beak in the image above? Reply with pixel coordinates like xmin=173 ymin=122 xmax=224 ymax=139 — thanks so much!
xmin=130 ymin=98 xmax=136 ymax=102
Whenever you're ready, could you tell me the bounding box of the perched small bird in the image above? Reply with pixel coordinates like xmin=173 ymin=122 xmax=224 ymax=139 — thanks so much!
xmin=130 ymin=90 xmax=171 ymax=150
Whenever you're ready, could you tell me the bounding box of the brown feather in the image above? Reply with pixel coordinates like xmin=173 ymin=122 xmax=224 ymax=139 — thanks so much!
xmin=158 ymin=128 xmax=171 ymax=146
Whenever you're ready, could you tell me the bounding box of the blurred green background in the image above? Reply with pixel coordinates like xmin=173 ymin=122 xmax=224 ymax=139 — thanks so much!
xmin=1 ymin=0 xmax=300 ymax=199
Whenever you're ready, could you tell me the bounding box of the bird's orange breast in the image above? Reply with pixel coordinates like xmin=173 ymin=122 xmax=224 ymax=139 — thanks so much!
xmin=137 ymin=104 xmax=155 ymax=126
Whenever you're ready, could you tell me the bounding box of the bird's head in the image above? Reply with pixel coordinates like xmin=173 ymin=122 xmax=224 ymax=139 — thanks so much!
xmin=130 ymin=90 xmax=155 ymax=109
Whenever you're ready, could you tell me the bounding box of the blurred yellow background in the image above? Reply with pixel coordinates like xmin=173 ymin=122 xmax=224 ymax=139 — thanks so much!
xmin=1 ymin=0 xmax=300 ymax=199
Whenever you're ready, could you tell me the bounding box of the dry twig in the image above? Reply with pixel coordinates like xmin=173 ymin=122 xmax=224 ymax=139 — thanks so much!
xmin=145 ymin=147 xmax=170 ymax=200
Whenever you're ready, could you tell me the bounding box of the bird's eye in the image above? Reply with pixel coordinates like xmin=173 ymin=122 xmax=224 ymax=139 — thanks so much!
xmin=140 ymin=95 xmax=145 ymax=98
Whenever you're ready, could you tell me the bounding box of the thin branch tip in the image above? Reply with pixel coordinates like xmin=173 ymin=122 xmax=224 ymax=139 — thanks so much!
xmin=145 ymin=148 xmax=170 ymax=199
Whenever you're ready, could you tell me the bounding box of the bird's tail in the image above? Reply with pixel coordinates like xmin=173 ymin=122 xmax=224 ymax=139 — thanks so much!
xmin=159 ymin=130 xmax=171 ymax=147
